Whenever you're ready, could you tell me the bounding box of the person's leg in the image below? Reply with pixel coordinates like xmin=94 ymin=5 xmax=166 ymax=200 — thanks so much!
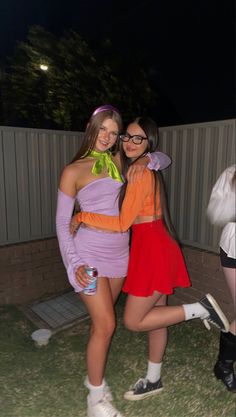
xmin=148 ymin=295 xmax=168 ymax=366
xmin=146 ymin=295 xmax=168 ymax=383
xmin=81 ymin=277 xmax=124 ymax=416
xmin=124 ymin=292 xmax=229 ymax=333
xmin=109 ymin=277 xmax=125 ymax=304
xmin=222 ymin=266 xmax=236 ymax=335
xmin=124 ymin=294 xmax=167 ymax=401
xmin=122 ymin=290 xmax=228 ymax=401
xmin=80 ymin=277 xmax=116 ymax=388
xmin=145 ymin=295 xmax=167 ymax=392
xmin=94 ymin=277 xmax=124 ymax=402
xmin=214 ymin=266 xmax=236 ymax=392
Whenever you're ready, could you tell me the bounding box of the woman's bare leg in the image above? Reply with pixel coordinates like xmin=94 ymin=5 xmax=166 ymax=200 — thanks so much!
xmin=124 ymin=290 xmax=228 ymax=333
xmin=124 ymin=291 xmax=185 ymax=332
xmin=109 ymin=277 xmax=125 ymax=304
xmin=82 ymin=277 xmax=126 ymax=415
xmin=80 ymin=277 xmax=116 ymax=386
xmin=148 ymin=295 xmax=168 ymax=363
xmin=145 ymin=295 xmax=167 ymax=385
xmin=123 ymin=293 xmax=168 ymax=400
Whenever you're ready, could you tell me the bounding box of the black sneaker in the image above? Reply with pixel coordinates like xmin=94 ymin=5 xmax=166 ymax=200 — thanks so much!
xmin=124 ymin=378 xmax=163 ymax=401
xmin=214 ymin=360 xmax=236 ymax=393
xmin=199 ymin=294 xmax=229 ymax=332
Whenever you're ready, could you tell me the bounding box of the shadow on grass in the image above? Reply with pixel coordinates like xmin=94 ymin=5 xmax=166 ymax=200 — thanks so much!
xmin=0 ymin=295 xmax=235 ymax=417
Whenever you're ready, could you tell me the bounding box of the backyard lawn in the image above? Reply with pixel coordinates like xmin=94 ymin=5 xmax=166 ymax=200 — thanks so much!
xmin=0 ymin=294 xmax=235 ymax=417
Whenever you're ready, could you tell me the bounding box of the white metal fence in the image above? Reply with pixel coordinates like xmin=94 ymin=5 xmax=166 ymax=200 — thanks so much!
xmin=159 ymin=119 xmax=235 ymax=252
xmin=0 ymin=127 xmax=83 ymax=245
xmin=0 ymin=119 xmax=235 ymax=251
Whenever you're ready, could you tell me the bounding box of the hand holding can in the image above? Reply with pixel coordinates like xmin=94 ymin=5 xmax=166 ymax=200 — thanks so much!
xmin=83 ymin=266 xmax=98 ymax=295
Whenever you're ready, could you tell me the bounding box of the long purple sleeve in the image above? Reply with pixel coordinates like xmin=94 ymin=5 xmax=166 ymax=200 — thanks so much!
xmin=56 ymin=189 xmax=84 ymax=292
xmin=147 ymin=152 xmax=171 ymax=170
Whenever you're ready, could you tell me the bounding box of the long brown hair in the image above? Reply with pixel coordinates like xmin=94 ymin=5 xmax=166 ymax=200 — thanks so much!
xmin=70 ymin=106 xmax=123 ymax=163
xmin=119 ymin=116 xmax=178 ymax=241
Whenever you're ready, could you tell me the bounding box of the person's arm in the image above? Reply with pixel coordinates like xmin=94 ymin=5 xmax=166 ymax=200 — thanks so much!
xmin=56 ymin=167 xmax=87 ymax=292
xmin=146 ymin=152 xmax=171 ymax=170
xmin=76 ymin=169 xmax=153 ymax=232
xmin=126 ymin=152 xmax=171 ymax=182
xmin=206 ymin=167 xmax=236 ymax=226
xmin=56 ymin=190 xmax=88 ymax=292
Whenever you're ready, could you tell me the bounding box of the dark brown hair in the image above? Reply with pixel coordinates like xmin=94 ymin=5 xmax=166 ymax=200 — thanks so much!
xmin=119 ymin=116 xmax=178 ymax=241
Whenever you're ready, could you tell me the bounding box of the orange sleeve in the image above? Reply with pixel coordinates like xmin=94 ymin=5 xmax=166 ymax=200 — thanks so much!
xmin=77 ymin=169 xmax=154 ymax=232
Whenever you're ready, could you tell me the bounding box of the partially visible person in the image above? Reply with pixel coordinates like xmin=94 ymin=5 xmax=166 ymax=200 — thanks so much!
xmin=72 ymin=116 xmax=230 ymax=401
xmin=56 ymin=105 xmax=170 ymax=417
xmin=207 ymin=164 xmax=236 ymax=393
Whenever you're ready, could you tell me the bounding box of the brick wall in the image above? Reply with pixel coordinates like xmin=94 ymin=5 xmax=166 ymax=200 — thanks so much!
xmin=0 ymin=241 xmax=234 ymax=323
xmin=0 ymin=238 xmax=70 ymax=305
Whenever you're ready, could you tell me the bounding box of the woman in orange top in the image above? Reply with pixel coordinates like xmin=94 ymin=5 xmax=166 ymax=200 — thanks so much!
xmin=71 ymin=116 xmax=229 ymax=401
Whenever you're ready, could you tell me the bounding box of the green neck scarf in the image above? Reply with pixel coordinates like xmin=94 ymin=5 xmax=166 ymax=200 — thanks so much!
xmin=88 ymin=150 xmax=123 ymax=183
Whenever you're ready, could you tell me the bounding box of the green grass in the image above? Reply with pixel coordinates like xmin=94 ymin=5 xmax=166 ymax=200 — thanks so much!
xmin=0 ymin=296 xmax=235 ymax=417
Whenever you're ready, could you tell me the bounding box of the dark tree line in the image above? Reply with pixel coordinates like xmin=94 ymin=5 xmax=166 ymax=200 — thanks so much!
xmin=0 ymin=26 xmax=157 ymax=130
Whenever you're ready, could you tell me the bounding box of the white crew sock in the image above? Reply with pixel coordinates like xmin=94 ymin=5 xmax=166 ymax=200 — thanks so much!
xmin=183 ymin=302 xmax=209 ymax=321
xmin=85 ymin=377 xmax=105 ymax=405
xmin=146 ymin=360 xmax=162 ymax=383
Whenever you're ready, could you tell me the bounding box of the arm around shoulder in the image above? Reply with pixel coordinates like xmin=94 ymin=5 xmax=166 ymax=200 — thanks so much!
xmin=147 ymin=152 xmax=171 ymax=171
xmin=77 ymin=169 xmax=151 ymax=231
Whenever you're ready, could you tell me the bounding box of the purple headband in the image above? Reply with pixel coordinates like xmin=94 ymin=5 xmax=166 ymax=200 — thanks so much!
xmin=92 ymin=104 xmax=120 ymax=116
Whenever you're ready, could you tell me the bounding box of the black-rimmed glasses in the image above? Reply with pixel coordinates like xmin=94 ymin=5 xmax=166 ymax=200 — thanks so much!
xmin=119 ymin=133 xmax=148 ymax=145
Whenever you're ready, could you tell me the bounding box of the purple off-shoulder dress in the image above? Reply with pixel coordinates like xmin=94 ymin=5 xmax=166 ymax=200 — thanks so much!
xmin=56 ymin=178 xmax=129 ymax=292
xmin=56 ymin=152 xmax=171 ymax=293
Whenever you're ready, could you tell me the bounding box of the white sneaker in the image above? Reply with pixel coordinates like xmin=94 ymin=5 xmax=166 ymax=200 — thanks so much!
xmin=104 ymin=384 xmax=113 ymax=402
xmin=87 ymin=396 xmax=124 ymax=417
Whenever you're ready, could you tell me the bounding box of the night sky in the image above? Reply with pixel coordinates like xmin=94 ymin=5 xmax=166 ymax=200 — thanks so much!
xmin=0 ymin=0 xmax=235 ymax=126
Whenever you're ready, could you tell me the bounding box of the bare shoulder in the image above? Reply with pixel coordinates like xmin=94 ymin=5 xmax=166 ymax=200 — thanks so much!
xmin=62 ymin=158 xmax=94 ymax=175
xmin=60 ymin=161 xmax=82 ymax=181
xmin=59 ymin=160 xmax=88 ymax=195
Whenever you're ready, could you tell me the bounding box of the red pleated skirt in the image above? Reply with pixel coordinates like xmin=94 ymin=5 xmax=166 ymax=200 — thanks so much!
xmin=122 ymin=219 xmax=191 ymax=296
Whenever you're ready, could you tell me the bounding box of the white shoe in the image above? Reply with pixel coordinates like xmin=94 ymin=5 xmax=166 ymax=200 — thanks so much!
xmin=104 ymin=384 xmax=113 ymax=402
xmin=87 ymin=396 xmax=124 ymax=417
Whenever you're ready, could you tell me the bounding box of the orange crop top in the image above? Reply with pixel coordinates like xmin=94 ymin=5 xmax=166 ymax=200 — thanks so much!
xmin=76 ymin=169 xmax=162 ymax=232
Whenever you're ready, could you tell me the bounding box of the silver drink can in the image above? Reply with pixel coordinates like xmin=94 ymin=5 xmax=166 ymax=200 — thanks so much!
xmin=83 ymin=266 xmax=98 ymax=295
